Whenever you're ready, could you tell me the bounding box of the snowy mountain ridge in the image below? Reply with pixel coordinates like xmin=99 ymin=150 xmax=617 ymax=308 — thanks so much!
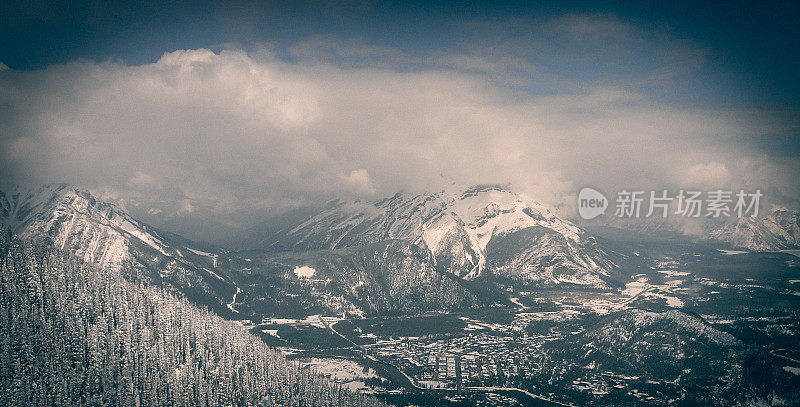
xmin=0 ymin=183 xmax=237 ymax=312
xmin=258 ymin=184 xmax=614 ymax=286
xmin=586 ymin=208 xmax=800 ymax=251
xmin=706 ymin=209 xmax=800 ymax=251
xmin=2 ymin=184 xmax=179 ymax=268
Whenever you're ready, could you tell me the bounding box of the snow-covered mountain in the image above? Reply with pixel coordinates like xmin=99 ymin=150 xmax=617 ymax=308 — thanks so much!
xmin=541 ymin=309 xmax=778 ymax=405
xmin=250 ymin=185 xmax=615 ymax=287
xmin=2 ymin=184 xmax=167 ymax=269
xmin=0 ymin=184 xmax=237 ymax=312
xmin=0 ymin=183 xmax=489 ymax=317
xmin=0 ymin=183 xmax=616 ymax=319
xmin=706 ymin=209 xmax=800 ymax=251
xmin=585 ymin=209 xmax=800 ymax=251
xmin=230 ymin=239 xmax=482 ymax=317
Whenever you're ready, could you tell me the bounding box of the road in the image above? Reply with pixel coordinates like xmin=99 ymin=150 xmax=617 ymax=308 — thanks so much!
xmin=227 ymin=287 xmax=241 ymax=313
xmin=463 ymin=387 xmax=571 ymax=406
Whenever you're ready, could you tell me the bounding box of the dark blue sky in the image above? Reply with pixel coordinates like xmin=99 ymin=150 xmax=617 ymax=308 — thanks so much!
xmin=2 ymin=0 xmax=799 ymax=107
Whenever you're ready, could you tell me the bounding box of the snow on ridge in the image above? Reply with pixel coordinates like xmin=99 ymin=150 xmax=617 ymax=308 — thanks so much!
xmin=109 ymin=212 xmax=169 ymax=256
xmin=625 ymin=309 xmax=741 ymax=346
xmin=450 ymin=186 xmax=583 ymax=246
xmin=411 ymin=186 xmax=598 ymax=279
xmin=188 ymin=247 xmax=214 ymax=257
xmin=3 ymin=183 xmax=178 ymax=268
xmin=271 ymin=184 xmax=607 ymax=282
xmin=0 ymin=184 xmax=71 ymax=230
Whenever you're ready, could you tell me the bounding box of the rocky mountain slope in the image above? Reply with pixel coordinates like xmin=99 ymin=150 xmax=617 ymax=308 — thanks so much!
xmin=541 ymin=309 xmax=800 ymax=405
xmin=0 ymin=184 xmax=237 ymax=313
xmin=0 ymin=183 xmax=617 ymax=318
xmin=706 ymin=209 xmax=800 ymax=251
xmin=586 ymin=208 xmax=800 ymax=251
xmin=0 ymin=184 xmax=489 ymax=317
xmin=249 ymin=185 xmax=615 ymax=287
xmin=231 ymin=240 xmax=482 ymax=317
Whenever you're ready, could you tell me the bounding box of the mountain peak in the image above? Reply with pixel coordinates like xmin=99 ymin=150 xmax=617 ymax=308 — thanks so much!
xmin=251 ymin=186 xmax=613 ymax=286
xmin=0 ymin=183 xmax=237 ymax=315
xmin=0 ymin=183 xmax=82 ymax=232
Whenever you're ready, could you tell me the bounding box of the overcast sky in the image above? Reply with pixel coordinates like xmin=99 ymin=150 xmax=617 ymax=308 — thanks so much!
xmin=1 ymin=1 xmax=799 ymax=241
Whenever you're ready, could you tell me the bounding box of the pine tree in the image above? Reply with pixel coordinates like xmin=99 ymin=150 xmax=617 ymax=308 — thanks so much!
xmin=0 ymin=236 xmax=387 ymax=407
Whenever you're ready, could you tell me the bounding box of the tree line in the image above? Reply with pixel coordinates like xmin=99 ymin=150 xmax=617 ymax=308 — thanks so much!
xmin=0 ymin=231 xmax=387 ymax=406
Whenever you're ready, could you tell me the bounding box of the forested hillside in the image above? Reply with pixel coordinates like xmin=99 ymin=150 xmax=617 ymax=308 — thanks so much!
xmin=0 ymin=231 xmax=385 ymax=407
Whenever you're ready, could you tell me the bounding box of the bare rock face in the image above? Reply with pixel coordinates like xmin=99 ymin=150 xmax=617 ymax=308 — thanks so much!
xmin=250 ymin=184 xmax=614 ymax=287
xmin=0 ymin=183 xmax=616 ymax=317
xmin=706 ymin=209 xmax=800 ymax=251
xmin=0 ymin=184 xmax=237 ymax=314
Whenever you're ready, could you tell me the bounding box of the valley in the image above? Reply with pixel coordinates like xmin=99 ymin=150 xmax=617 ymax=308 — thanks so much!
xmin=232 ymin=244 xmax=800 ymax=406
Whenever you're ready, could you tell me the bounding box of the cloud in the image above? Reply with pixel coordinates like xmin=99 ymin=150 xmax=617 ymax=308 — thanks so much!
xmin=0 ymin=22 xmax=797 ymax=240
xmin=452 ymin=13 xmax=711 ymax=94
xmin=127 ymin=171 xmax=158 ymax=189
xmin=341 ymin=168 xmax=376 ymax=196
xmin=548 ymin=13 xmax=635 ymax=42
xmin=288 ymin=36 xmax=410 ymax=67
xmin=680 ymin=162 xmax=730 ymax=189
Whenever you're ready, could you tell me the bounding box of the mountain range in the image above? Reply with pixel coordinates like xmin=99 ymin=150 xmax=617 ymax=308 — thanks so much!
xmin=583 ymin=208 xmax=800 ymax=251
xmin=3 ymin=182 xmax=799 ymax=405
xmin=0 ymin=184 xmax=238 ymax=315
xmin=245 ymin=185 xmax=615 ymax=286
xmin=3 ymin=183 xmax=798 ymax=319
xmin=0 ymin=183 xmax=619 ymax=318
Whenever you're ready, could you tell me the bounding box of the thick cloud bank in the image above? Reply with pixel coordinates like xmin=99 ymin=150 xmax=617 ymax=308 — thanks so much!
xmin=1 ymin=40 xmax=798 ymax=240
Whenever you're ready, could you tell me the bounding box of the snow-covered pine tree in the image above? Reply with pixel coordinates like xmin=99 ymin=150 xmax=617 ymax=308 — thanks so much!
xmin=0 ymin=233 xmax=387 ymax=407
